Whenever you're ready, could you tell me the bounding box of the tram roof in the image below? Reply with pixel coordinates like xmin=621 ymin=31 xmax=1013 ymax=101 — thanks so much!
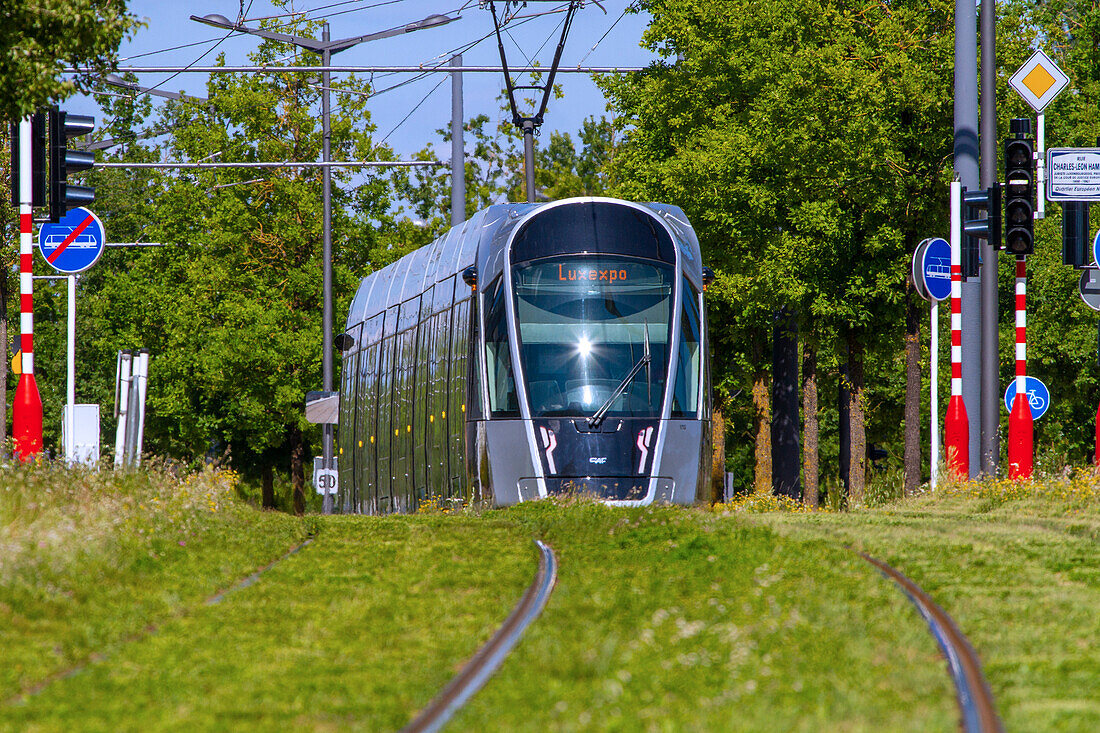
xmin=344 ymin=198 xmax=702 ymax=331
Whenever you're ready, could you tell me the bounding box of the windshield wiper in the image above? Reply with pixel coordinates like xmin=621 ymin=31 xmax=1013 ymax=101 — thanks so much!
xmin=588 ymin=323 xmax=651 ymax=429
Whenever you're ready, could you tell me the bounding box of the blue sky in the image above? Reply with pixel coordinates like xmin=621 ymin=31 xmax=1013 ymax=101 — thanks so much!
xmin=69 ymin=1 xmax=658 ymax=158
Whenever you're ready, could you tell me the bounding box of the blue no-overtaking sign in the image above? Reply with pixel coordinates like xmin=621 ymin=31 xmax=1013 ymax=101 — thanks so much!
xmin=38 ymin=207 xmax=105 ymax=274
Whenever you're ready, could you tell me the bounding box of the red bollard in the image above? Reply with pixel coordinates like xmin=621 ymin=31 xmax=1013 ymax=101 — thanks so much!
xmin=12 ymin=373 xmax=43 ymax=461
xmin=1008 ymin=393 xmax=1033 ymax=479
xmin=944 ymin=394 xmax=970 ymax=480
xmin=1095 ymin=400 xmax=1100 ymax=468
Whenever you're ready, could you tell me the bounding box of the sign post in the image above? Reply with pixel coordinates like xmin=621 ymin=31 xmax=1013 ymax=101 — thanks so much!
xmin=913 ymin=237 xmax=951 ymax=488
xmin=13 ymin=117 xmax=43 ymax=461
xmin=38 ymin=206 xmax=105 ymax=462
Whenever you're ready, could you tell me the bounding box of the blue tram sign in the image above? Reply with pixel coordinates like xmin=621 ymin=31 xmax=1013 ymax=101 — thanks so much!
xmin=38 ymin=207 xmax=106 ymax=274
xmin=912 ymin=237 xmax=951 ymax=302
xmin=1004 ymin=376 xmax=1050 ymax=421
xmin=920 ymin=237 xmax=951 ymax=301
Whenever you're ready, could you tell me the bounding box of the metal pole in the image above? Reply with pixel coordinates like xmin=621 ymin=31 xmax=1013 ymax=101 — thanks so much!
xmin=979 ymin=0 xmax=998 ymax=476
xmin=1037 ymin=112 xmax=1046 ymax=219
xmin=523 ymin=121 xmax=536 ymax=203
xmin=74 ymin=64 xmax=646 ymax=74
xmin=67 ymin=275 xmax=76 ymax=462
xmin=95 ymin=160 xmax=444 ymax=169
xmin=931 ymin=300 xmax=939 ymax=489
xmin=114 ymin=350 xmax=131 ymax=467
xmin=451 ymin=54 xmax=466 ymax=226
xmin=322 ymin=23 xmax=335 ymax=515
xmin=946 ymin=181 xmax=971 ymax=479
xmin=955 ymin=0 xmax=981 ymax=477
xmin=133 ymin=349 xmax=149 ymax=465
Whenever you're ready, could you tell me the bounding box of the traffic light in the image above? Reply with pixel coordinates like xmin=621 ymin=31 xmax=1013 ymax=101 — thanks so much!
xmin=959 ymin=184 xmax=1000 ymax=278
xmin=48 ymin=107 xmax=96 ymax=222
xmin=9 ymin=113 xmax=47 ymax=207
xmin=1004 ymin=118 xmax=1035 ymax=255
xmin=1063 ymin=201 xmax=1089 ymax=268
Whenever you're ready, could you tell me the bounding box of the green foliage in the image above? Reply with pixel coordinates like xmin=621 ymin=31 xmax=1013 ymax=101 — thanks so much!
xmin=0 ymin=0 xmax=141 ymax=121
xmin=58 ymin=17 xmax=402 ymax=477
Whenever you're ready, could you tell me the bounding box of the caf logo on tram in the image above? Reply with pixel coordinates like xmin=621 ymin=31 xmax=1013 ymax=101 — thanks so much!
xmin=335 ymin=197 xmax=712 ymax=513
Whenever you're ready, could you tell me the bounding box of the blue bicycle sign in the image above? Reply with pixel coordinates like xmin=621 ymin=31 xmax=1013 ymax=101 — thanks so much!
xmin=1003 ymin=377 xmax=1050 ymax=420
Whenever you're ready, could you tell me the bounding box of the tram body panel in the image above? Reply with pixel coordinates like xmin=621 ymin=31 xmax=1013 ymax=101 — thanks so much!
xmin=338 ymin=197 xmax=710 ymax=513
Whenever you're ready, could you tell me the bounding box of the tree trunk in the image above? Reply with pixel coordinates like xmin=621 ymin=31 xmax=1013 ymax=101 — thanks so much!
xmin=838 ymin=361 xmax=850 ymax=497
xmin=711 ymin=407 xmax=726 ymax=504
xmin=904 ymin=290 xmax=922 ymax=496
xmin=290 ymin=427 xmax=306 ymax=515
xmin=848 ymin=334 xmax=867 ymax=505
xmin=261 ymin=464 xmax=276 ymax=509
xmin=771 ymin=308 xmax=801 ymax=499
xmin=752 ymin=365 xmax=772 ymax=494
xmin=801 ymin=342 xmax=819 ymax=508
xmin=0 ymin=272 xmax=7 ymax=448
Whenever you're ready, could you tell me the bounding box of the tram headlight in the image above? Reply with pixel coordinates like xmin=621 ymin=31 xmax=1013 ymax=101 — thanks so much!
xmin=577 ymin=336 xmax=593 ymax=358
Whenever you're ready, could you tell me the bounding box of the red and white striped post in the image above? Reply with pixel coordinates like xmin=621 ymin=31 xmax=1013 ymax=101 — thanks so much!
xmin=944 ymin=181 xmax=970 ymax=480
xmin=1094 ymin=398 xmax=1100 ymax=468
xmin=1008 ymin=256 xmax=1033 ymax=479
xmin=12 ymin=117 xmax=43 ymax=460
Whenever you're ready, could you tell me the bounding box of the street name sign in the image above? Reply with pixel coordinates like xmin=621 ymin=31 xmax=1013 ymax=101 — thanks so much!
xmin=1004 ymin=376 xmax=1051 ymax=420
xmin=38 ymin=207 xmax=106 ymax=274
xmin=1009 ymin=49 xmax=1069 ymax=112
xmin=1047 ymin=148 xmax=1100 ymax=202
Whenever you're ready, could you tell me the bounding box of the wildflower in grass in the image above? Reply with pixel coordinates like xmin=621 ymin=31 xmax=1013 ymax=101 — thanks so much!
xmin=712 ymin=492 xmax=826 ymax=514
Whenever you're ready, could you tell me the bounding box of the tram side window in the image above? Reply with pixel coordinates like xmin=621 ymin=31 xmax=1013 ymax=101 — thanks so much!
xmin=671 ymin=279 xmax=702 ymax=418
xmin=484 ymin=276 xmax=519 ymax=417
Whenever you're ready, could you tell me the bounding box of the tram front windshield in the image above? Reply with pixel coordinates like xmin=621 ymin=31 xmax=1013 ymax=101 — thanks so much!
xmin=513 ymin=257 xmax=672 ymax=419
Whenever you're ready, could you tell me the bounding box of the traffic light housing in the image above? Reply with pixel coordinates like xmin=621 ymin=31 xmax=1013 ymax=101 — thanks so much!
xmin=9 ymin=114 xmax=47 ymax=207
xmin=48 ymin=107 xmax=96 ymax=222
xmin=1004 ymin=118 xmax=1035 ymax=255
xmin=960 ymin=184 xmax=1000 ymax=278
xmin=1063 ymin=201 xmax=1089 ymax=268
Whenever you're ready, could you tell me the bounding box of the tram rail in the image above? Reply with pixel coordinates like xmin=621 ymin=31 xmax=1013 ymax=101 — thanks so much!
xmin=402 ymin=540 xmax=558 ymax=733
xmin=857 ymin=552 xmax=1004 ymax=733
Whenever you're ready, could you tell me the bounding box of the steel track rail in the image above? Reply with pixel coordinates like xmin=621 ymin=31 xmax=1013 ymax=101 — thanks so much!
xmin=857 ymin=552 xmax=1004 ymax=733
xmin=402 ymin=540 xmax=558 ymax=733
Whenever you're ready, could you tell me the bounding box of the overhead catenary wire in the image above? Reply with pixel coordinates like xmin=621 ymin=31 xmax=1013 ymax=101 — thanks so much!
xmin=577 ymin=3 xmax=632 ymax=66
xmin=378 ymin=76 xmax=450 ymax=145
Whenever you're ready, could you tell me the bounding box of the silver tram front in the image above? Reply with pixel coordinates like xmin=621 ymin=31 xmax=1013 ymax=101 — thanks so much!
xmin=473 ymin=199 xmax=710 ymax=506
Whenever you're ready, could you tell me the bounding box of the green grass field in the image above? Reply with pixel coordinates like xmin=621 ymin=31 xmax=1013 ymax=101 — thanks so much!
xmin=1 ymin=463 xmax=1097 ymax=731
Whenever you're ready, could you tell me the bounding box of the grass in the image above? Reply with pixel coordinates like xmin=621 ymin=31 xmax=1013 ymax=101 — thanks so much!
xmin=745 ymin=471 xmax=1100 ymax=732
xmin=0 ymin=460 xmax=310 ymax=703
xmin=1 ymin=465 xmax=1098 ymax=730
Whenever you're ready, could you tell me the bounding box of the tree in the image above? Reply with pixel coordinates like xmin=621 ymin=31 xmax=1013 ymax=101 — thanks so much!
xmin=64 ymin=18 xmax=400 ymax=507
xmin=601 ymin=0 xmax=957 ymax=500
xmin=0 ymin=0 xmax=140 ymax=121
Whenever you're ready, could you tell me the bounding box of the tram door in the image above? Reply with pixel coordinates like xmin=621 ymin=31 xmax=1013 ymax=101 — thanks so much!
xmin=412 ymin=290 xmax=433 ymax=504
xmin=376 ymin=306 xmax=399 ymax=513
xmin=338 ymin=328 xmax=359 ymax=513
xmin=392 ymin=297 xmax=420 ymax=510
xmin=429 ymin=277 xmax=455 ymax=499
xmin=357 ymin=313 xmax=383 ymax=513
xmin=448 ymin=291 xmax=472 ymax=497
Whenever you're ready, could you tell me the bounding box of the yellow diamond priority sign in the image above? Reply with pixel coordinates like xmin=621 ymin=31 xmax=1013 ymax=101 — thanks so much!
xmin=1010 ymin=49 xmax=1069 ymax=111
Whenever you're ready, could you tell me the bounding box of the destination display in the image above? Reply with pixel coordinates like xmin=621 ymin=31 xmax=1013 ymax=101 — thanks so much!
xmin=515 ymin=258 xmax=670 ymax=289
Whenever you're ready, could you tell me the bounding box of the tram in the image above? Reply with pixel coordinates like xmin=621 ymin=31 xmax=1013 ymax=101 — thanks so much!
xmin=336 ymin=197 xmax=712 ymax=513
